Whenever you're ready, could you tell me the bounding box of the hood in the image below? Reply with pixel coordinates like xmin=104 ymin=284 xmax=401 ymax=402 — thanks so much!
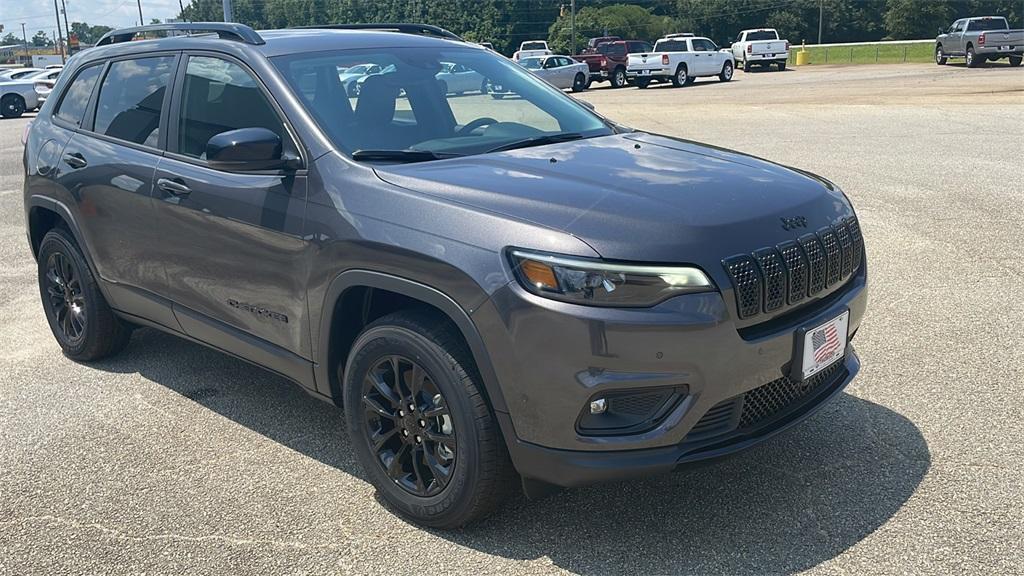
xmin=374 ymin=133 xmax=854 ymax=277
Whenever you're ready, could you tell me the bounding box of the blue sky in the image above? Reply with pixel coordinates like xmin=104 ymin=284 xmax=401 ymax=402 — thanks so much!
xmin=2 ymin=0 xmax=184 ymax=38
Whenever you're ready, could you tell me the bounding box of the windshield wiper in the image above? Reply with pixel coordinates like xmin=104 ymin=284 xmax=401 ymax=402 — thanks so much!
xmin=485 ymin=132 xmax=586 ymax=154
xmin=351 ymin=149 xmax=461 ymax=163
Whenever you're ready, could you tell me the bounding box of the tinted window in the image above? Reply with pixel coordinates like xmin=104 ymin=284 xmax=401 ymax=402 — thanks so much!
xmin=746 ymin=30 xmax=779 ymax=41
xmin=655 ymin=40 xmax=688 ymax=52
xmin=626 ymin=42 xmax=651 ymax=53
xmin=608 ymin=44 xmax=627 ymax=57
xmin=54 ymin=64 xmax=102 ymax=127
xmin=693 ymin=39 xmax=716 ymax=51
xmin=93 ymin=56 xmax=174 ymax=147
xmin=521 ymin=42 xmax=547 ymax=51
xmin=178 ymin=56 xmax=286 ymax=160
xmin=967 ymin=18 xmax=1008 ymax=31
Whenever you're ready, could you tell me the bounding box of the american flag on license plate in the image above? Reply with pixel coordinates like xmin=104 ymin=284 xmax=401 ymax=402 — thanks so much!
xmin=812 ymin=323 xmax=841 ymax=363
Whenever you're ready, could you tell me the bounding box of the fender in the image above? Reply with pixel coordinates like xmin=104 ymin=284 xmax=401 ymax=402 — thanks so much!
xmin=27 ymin=195 xmax=107 ymax=288
xmin=314 ymin=269 xmax=509 ymax=414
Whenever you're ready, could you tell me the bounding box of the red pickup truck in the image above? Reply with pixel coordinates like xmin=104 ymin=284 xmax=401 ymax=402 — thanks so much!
xmin=575 ymin=40 xmax=653 ymax=88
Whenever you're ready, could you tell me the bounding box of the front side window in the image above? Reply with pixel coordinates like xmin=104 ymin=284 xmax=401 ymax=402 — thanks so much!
xmin=177 ymin=56 xmax=287 ymax=159
xmin=54 ymin=64 xmax=102 ymax=126
xmin=274 ymin=46 xmax=611 ymax=159
xmin=93 ymin=56 xmax=175 ymax=147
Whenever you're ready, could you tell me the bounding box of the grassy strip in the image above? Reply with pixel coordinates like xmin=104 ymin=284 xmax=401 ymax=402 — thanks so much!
xmin=786 ymin=42 xmax=935 ymax=65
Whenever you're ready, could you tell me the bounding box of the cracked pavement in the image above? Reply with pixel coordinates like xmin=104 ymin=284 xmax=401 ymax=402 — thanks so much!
xmin=1 ymin=63 xmax=1023 ymax=575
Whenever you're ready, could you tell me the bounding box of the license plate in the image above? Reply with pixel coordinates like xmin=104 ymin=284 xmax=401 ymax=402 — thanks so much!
xmin=798 ymin=311 xmax=849 ymax=380
xmin=639 ymin=69 xmax=650 ymax=75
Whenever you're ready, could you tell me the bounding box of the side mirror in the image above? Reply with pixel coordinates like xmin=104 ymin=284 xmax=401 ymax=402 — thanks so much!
xmin=206 ymin=127 xmax=296 ymax=171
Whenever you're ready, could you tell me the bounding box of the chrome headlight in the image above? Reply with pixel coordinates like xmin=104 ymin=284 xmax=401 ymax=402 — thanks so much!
xmin=509 ymin=249 xmax=714 ymax=307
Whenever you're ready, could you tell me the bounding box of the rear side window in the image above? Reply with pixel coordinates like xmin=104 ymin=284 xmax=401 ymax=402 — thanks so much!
xmin=177 ymin=56 xmax=287 ymax=160
xmin=93 ymin=56 xmax=175 ymax=147
xmin=608 ymin=44 xmax=627 ymax=57
xmin=54 ymin=64 xmax=102 ymax=127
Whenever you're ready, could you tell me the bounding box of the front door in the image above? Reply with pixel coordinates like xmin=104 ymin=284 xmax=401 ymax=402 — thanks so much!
xmin=152 ymin=53 xmax=311 ymax=358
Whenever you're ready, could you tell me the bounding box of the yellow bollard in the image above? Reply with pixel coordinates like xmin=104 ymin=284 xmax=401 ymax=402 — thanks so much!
xmin=796 ymin=40 xmax=809 ymax=65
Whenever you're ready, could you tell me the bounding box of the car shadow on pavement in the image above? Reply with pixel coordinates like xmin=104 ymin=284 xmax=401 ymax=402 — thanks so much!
xmin=94 ymin=328 xmax=928 ymax=575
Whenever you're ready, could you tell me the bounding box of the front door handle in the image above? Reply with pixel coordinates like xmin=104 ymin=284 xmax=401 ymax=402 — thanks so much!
xmin=156 ymin=178 xmax=191 ymax=197
xmin=63 ymin=153 xmax=87 ymax=169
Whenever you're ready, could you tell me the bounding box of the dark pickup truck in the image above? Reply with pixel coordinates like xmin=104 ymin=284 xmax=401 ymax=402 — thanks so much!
xmin=575 ymin=40 xmax=653 ymax=88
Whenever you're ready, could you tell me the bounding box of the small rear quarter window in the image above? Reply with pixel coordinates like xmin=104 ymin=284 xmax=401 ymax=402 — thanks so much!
xmin=54 ymin=64 xmax=102 ymax=127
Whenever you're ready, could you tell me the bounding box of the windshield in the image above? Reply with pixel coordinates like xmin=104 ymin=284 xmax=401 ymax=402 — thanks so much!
xmin=519 ymin=57 xmax=544 ymax=70
xmin=746 ymin=30 xmax=779 ymax=41
xmin=521 ymin=42 xmax=547 ymax=51
xmin=967 ymin=18 xmax=1008 ymax=31
xmin=273 ymin=46 xmax=611 ymax=160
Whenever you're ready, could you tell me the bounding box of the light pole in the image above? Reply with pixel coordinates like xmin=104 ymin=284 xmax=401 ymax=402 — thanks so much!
xmin=60 ymin=0 xmax=71 ymax=54
xmin=570 ymin=0 xmax=576 ymax=55
xmin=52 ymin=0 xmax=66 ymax=63
xmin=818 ymin=0 xmax=823 ymax=45
xmin=21 ymin=23 xmax=30 ymax=64
xmin=137 ymin=0 xmax=144 ymax=25
xmin=223 ymin=0 xmax=233 ymax=22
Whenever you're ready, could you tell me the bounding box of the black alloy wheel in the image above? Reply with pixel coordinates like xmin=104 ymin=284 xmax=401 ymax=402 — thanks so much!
xmin=44 ymin=251 xmax=87 ymax=342
xmin=361 ymin=354 xmax=457 ymax=497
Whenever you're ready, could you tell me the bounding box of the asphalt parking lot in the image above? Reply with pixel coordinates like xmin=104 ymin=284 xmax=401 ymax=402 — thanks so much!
xmin=1 ymin=62 xmax=1022 ymax=575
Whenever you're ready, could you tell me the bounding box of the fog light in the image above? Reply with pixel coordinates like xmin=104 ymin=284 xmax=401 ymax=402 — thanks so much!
xmin=590 ymin=398 xmax=607 ymax=414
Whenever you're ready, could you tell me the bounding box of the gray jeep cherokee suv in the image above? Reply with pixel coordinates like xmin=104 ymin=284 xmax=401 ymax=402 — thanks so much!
xmin=23 ymin=23 xmax=867 ymax=528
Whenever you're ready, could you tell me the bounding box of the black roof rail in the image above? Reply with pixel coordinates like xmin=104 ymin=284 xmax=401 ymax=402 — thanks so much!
xmin=301 ymin=23 xmax=464 ymax=42
xmin=96 ymin=22 xmax=265 ymax=46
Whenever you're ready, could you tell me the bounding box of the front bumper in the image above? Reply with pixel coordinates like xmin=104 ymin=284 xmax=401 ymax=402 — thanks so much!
xmin=471 ymin=260 xmax=867 ymax=486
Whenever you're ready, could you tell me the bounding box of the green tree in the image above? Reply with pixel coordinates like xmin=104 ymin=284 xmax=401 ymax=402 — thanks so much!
xmin=548 ymin=4 xmax=677 ymax=54
xmin=884 ymin=0 xmax=955 ymax=39
xmin=32 ymin=31 xmax=52 ymax=47
xmin=1 ymin=33 xmax=21 ymax=46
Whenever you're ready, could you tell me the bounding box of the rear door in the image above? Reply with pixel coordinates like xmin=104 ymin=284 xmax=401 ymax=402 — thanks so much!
xmin=691 ymin=39 xmax=718 ymax=75
xmin=52 ymin=54 xmax=179 ymax=326
xmin=152 ymin=52 xmax=311 ymax=358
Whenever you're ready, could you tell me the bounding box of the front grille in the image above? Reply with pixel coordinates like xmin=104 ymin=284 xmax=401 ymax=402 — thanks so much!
xmin=687 ymin=398 xmax=739 ymax=437
xmin=739 ymin=360 xmax=845 ymax=428
xmin=723 ymin=217 xmax=863 ymax=320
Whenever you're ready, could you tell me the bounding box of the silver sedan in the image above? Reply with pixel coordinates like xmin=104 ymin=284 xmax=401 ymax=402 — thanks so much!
xmin=518 ymin=55 xmax=590 ymax=92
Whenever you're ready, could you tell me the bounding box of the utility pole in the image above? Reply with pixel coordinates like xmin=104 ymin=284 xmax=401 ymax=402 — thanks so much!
xmin=52 ymin=0 xmax=66 ymax=63
xmin=222 ymin=0 xmax=233 ymax=23
xmin=60 ymin=0 xmax=70 ymax=54
xmin=818 ymin=0 xmax=823 ymax=45
xmin=21 ymin=23 xmax=30 ymax=64
xmin=137 ymin=0 xmax=144 ymax=25
xmin=570 ymin=0 xmax=575 ymax=55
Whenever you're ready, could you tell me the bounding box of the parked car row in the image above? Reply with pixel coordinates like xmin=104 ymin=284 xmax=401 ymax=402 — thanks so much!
xmin=0 ymin=66 xmax=62 ymax=118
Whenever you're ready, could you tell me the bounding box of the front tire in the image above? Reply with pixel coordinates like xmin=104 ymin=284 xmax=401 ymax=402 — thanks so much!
xmin=37 ymin=228 xmax=132 ymax=361
xmin=1 ymin=94 xmax=26 ymax=119
xmin=571 ymin=72 xmax=586 ymax=92
xmin=935 ymin=45 xmax=948 ymax=65
xmin=343 ymin=311 xmax=515 ymax=528
xmin=966 ymin=45 xmax=979 ymax=68
xmin=719 ymin=61 xmax=734 ymax=82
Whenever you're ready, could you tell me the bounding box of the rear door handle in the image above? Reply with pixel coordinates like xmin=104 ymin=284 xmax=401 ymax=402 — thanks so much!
xmin=156 ymin=178 xmax=191 ymax=197
xmin=63 ymin=153 xmax=87 ymax=169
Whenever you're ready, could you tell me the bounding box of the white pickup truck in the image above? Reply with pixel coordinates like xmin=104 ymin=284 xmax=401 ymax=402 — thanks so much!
xmin=626 ymin=34 xmax=735 ymax=88
xmin=731 ymin=28 xmax=790 ymax=71
xmin=513 ymin=41 xmax=553 ymax=62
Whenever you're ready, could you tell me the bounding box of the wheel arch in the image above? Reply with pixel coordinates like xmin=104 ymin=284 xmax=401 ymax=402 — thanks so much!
xmin=27 ymin=196 xmax=95 ymax=273
xmin=315 ymin=270 xmax=509 ymax=415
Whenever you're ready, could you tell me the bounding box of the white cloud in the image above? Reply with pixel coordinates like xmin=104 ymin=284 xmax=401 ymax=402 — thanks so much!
xmin=2 ymin=0 xmax=185 ymax=35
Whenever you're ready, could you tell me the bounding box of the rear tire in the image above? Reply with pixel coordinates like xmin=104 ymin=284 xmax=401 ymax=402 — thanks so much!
xmin=966 ymin=45 xmax=979 ymax=68
xmin=610 ymin=66 xmax=627 ymax=88
xmin=343 ymin=310 xmax=516 ymax=529
xmin=1 ymin=94 xmax=26 ymax=119
xmin=719 ymin=61 xmax=734 ymax=82
xmin=571 ymin=72 xmax=586 ymax=92
xmin=37 ymin=228 xmax=132 ymax=361
xmin=777 ymin=60 xmax=787 ymax=71
xmin=935 ymin=45 xmax=948 ymax=65
xmin=671 ymin=64 xmax=690 ymax=87
xmin=742 ymin=59 xmax=751 ymax=72
xmin=1010 ymin=55 xmax=1022 ymax=67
